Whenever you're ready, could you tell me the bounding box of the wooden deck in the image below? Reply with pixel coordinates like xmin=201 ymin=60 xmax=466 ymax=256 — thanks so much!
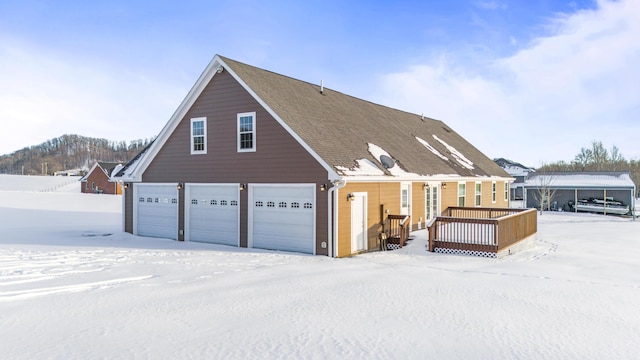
xmin=428 ymin=207 xmax=537 ymax=256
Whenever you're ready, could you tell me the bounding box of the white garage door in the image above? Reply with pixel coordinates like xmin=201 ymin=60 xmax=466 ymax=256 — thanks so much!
xmin=135 ymin=184 xmax=178 ymax=240
xmin=250 ymin=184 xmax=315 ymax=254
xmin=186 ymin=184 xmax=239 ymax=246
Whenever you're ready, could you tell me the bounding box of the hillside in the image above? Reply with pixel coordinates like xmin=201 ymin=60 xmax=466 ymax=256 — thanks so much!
xmin=0 ymin=134 xmax=153 ymax=175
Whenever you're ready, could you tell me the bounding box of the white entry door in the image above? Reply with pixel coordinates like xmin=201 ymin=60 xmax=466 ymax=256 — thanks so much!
xmin=185 ymin=184 xmax=239 ymax=246
xmin=351 ymin=192 xmax=368 ymax=253
xmin=134 ymin=184 xmax=178 ymax=240
xmin=249 ymin=184 xmax=315 ymax=254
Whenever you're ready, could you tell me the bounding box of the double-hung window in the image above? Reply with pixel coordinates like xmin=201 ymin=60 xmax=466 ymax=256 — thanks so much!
xmin=190 ymin=117 xmax=207 ymax=155
xmin=475 ymin=182 xmax=482 ymax=206
xmin=458 ymin=182 xmax=466 ymax=207
xmin=492 ymin=181 xmax=497 ymax=203
xmin=504 ymin=182 xmax=509 ymax=201
xmin=237 ymin=112 xmax=256 ymax=152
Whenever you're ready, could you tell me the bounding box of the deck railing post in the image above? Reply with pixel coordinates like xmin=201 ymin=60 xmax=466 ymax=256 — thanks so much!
xmin=428 ymin=223 xmax=434 ymax=252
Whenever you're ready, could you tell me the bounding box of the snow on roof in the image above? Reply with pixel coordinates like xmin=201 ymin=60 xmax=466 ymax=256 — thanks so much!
xmin=117 ymin=157 xmax=143 ymax=181
xmin=112 ymin=140 xmax=155 ymax=182
xmin=502 ymin=166 xmax=535 ymax=177
xmin=432 ymin=135 xmax=474 ymax=170
xmin=415 ymin=136 xmax=449 ymax=162
xmin=525 ymin=172 xmax=635 ymax=188
xmin=367 ymin=143 xmax=419 ymax=177
xmin=335 ymin=159 xmax=385 ymax=176
xmin=110 ymin=164 xmax=124 ymax=179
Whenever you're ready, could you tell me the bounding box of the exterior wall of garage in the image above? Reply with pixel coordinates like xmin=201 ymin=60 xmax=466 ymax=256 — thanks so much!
xmin=131 ymin=70 xmax=331 ymax=255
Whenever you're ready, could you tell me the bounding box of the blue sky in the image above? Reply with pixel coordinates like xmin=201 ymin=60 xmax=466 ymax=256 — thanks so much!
xmin=1 ymin=0 xmax=638 ymax=167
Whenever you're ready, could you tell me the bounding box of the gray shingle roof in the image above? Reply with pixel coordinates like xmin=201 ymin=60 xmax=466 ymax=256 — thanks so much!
xmin=97 ymin=162 xmax=122 ymax=176
xmin=221 ymin=56 xmax=508 ymax=178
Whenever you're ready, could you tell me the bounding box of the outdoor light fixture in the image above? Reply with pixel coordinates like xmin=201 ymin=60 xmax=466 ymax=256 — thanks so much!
xmin=240 ymin=183 xmax=246 ymax=191
xmin=320 ymin=184 xmax=328 ymax=192
xmin=423 ymin=183 xmax=430 ymax=190
xmin=123 ymin=183 xmax=129 ymax=189
xmin=177 ymin=183 xmax=183 ymax=191
xmin=441 ymin=182 xmax=447 ymax=189
xmin=347 ymin=193 xmax=356 ymax=201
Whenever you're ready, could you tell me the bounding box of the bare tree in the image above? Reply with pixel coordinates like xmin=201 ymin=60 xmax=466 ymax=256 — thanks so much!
xmin=610 ymin=145 xmax=625 ymax=171
xmin=528 ymin=171 xmax=558 ymax=214
xmin=591 ymin=141 xmax=609 ymax=171
xmin=573 ymin=147 xmax=593 ymax=171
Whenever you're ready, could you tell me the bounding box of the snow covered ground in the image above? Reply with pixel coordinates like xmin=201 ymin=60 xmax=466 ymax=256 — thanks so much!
xmin=1 ymin=176 xmax=640 ymax=359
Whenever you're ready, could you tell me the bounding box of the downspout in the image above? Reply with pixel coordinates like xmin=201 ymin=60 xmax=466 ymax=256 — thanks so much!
xmin=328 ymin=180 xmax=347 ymax=258
xmin=633 ymin=185 xmax=637 ymax=220
xmin=120 ymin=182 xmax=126 ymax=232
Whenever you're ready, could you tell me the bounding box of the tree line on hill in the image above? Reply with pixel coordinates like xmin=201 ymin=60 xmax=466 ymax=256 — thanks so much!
xmin=0 ymin=134 xmax=154 ymax=175
xmin=537 ymin=140 xmax=640 ymax=191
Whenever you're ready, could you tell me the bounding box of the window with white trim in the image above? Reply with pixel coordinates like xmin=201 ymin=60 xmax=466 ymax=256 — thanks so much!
xmin=432 ymin=186 xmax=439 ymax=217
xmin=237 ymin=112 xmax=256 ymax=152
xmin=504 ymin=182 xmax=509 ymax=201
xmin=401 ymin=188 xmax=408 ymax=208
xmin=458 ymin=182 xmax=466 ymax=207
xmin=426 ymin=188 xmax=431 ymax=219
xmin=475 ymin=182 xmax=482 ymax=207
xmin=191 ymin=117 xmax=207 ymax=154
xmin=492 ymin=181 xmax=497 ymax=203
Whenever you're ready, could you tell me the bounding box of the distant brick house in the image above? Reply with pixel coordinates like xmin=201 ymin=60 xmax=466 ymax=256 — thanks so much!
xmin=80 ymin=162 xmax=123 ymax=195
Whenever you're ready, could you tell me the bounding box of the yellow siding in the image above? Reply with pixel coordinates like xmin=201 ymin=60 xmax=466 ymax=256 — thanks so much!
xmin=496 ymin=180 xmax=510 ymax=207
xmin=412 ymin=182 xmax=425 ymax=230
xmin=440 ymin=181 xmax=457 ymax=210
xmin=335 ymin=179 xmax=511 ymax=257
xmin=336 ymin=182 xmax=399 ymax=257
xmin=481 ymin=181 xmax=492 ymax=206
xmin=465 ymin=181 xmax=474 ymax=207
xmin=480 ymin=180 xmax=510 ymax=208
xmin=438 ymin=180 xmax=510 ymax=210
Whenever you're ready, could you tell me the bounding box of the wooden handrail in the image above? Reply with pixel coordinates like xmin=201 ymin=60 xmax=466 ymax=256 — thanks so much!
xmin=428 ymin=207 xmax=537 ymax=254
xmin=386 ymin=215 xmax=411 ymax=249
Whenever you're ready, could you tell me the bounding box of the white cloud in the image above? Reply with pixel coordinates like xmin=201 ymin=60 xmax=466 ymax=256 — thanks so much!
xmin=0 ymin=38 xmax=185 ymax=155
xmin=374 ymin=0 xmax=640 ymax=166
